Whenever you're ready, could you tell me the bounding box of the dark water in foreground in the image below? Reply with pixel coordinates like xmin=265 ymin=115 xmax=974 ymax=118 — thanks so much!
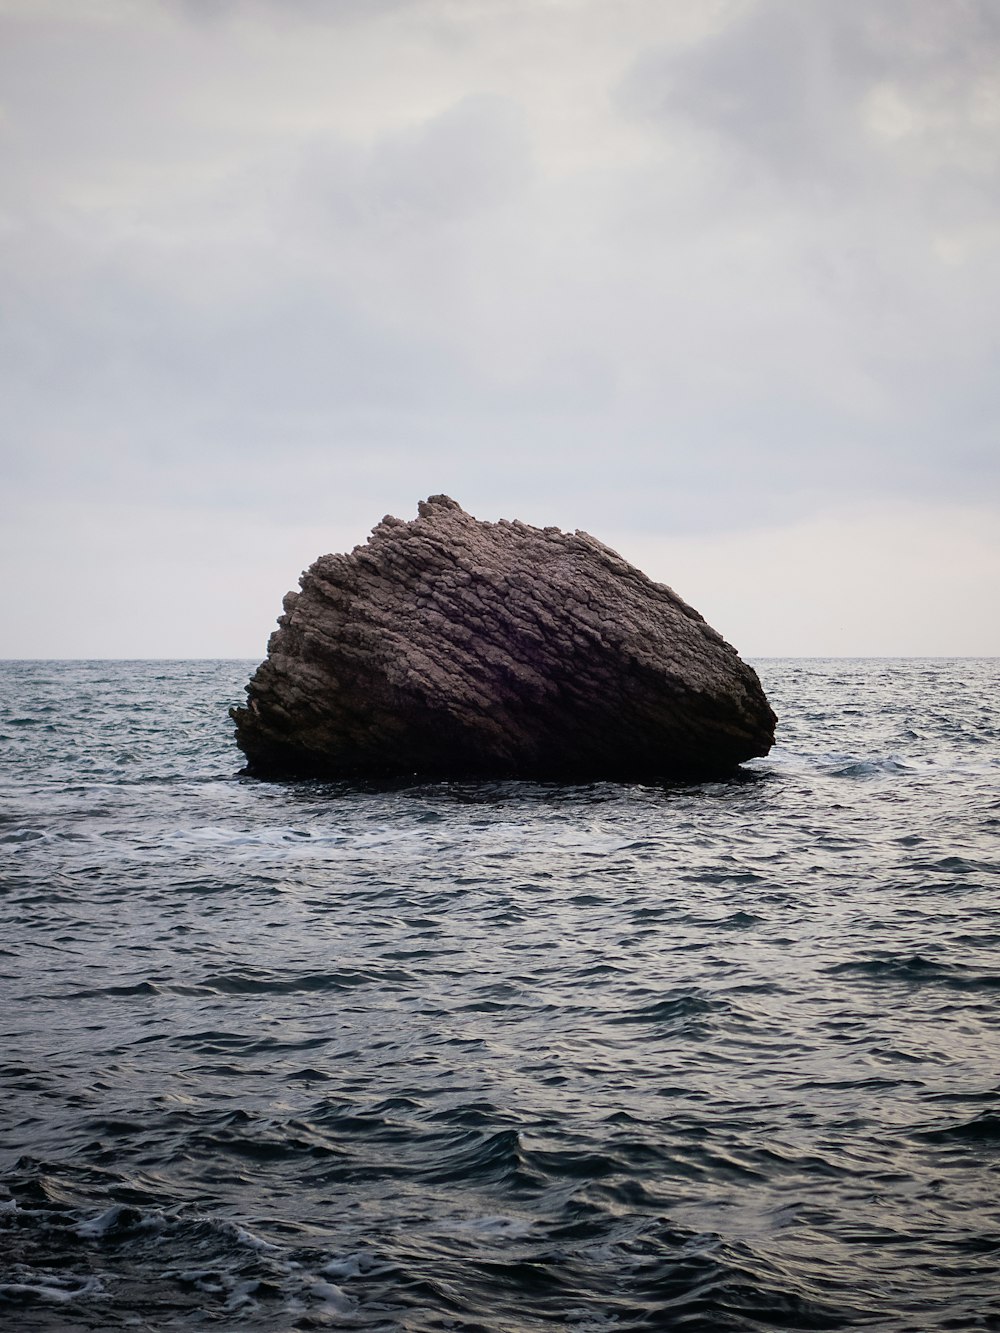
xmin=1 ymin=659 xmax=998 ymax=1332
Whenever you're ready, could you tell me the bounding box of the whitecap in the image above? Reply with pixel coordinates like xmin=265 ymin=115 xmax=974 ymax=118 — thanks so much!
xmin=308 ymin=1278 xmax=354 ymax=1312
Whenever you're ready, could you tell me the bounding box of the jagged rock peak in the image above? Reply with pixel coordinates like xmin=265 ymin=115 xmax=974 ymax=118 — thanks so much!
xmin=231 ymin=497 xmax=776 ymax=781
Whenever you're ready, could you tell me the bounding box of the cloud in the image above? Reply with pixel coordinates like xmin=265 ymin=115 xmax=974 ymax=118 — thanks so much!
xmin=623 ymin=0 xmax=1000 ymax=190
xmin=299 ymin=94 xmax=532 ymax=232
xmin=1 ymin=0 xmax=997 ymax=652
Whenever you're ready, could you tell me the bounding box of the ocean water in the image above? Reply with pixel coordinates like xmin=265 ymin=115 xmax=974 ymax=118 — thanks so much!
xmin=1 ymin=657 xmax=998 ymax=1333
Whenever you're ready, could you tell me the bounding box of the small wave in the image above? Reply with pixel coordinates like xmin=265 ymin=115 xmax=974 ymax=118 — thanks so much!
xmin=0 ymin=1272 xmax=105 ymax=1305
xmin=282 ymin=1065 xmax=332 ymax=1083
xmin=909 ymin=853 xmax=989 ymax=875
xmin=189 ymin=824 xmax=323 ymax=846
xmin=0 ymin=828 xmax=50 ymax=847
xmin=681 ymin=909 xmax=763 ymax=930
xmin=609 ymin=992 xmax=726 ymax=1026
xmin=448 ymin=1213 xmax=535 ymax=1239
xmin=187 ymin=1124 xmax=349 ymax=1165
xmin=924 ymin=1086 xmax=1000 ymax=1104
xmin=917 ymin=1112 xmax=1000 ymax=1144
xmin=0 ymin=1184 xmax=368 ymax=1327
xmin=75 ymin=1203 xmax=158 ymax=1240
xmin=828 ymin=755 xmax=912 ymax=778
xmin=757 ymin=746 xmax=999 ymax=781
xmin=61 ymin=980 xmax=162 ymax=1000
xmin=191 ymin=965 xmax=414 ymax=995
xmin=824 ymin=956 xmax=1000 ymax=991
xmin=423 ymin=1128 xmax=528 ymax=1188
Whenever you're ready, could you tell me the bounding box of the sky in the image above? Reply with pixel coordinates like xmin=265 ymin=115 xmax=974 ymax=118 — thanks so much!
xmin=2 ymin=0 xmax=998 ymax=658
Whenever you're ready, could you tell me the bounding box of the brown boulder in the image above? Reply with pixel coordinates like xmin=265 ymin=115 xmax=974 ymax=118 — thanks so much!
xmin=231 ymin=495 xmax=775 ymax=780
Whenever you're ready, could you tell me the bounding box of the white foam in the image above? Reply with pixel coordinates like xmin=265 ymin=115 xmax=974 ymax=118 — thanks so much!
xmin=224 ymin=1219 xmax=281 ymax=1253
xmin=309 ymin=1278 xmax=353 ymax=1312
xmin=77 ymin=1205 xmax=127 ymax=1238
xmin=319 ymin=1250 xmax=373 ymax=1279
xmin=174 ymin=1268 xmax=223 ymax=1287
xmin=223 ymin=1277 xmax=265 ymax=1312
xmin=0 ymin=1275 xmax=103 ymax=1303
xmin=75 ymin=1204 xmax=162 ymax=1240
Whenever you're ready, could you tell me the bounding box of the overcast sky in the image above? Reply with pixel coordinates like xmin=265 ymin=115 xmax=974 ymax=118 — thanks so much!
xmin=2 ymin=0 xmax=998 ymax=657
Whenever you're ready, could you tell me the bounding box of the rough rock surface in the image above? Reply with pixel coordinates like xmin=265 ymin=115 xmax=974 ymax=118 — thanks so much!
xmin=231 ymin=495 xmax=776 ymax=780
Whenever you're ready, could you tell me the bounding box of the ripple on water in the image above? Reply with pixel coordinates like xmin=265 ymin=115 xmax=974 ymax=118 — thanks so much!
xmin=0 ymin=659 xmax=999 ymax=1330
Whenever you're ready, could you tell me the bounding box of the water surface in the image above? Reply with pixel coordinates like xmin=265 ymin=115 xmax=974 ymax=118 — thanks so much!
xmin=1 ymin=659 xmax=998 ymax=1330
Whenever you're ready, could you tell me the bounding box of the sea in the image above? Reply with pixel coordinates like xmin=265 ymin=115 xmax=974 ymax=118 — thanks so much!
xmin=1 ymin=657 xmax=998 ymax=1333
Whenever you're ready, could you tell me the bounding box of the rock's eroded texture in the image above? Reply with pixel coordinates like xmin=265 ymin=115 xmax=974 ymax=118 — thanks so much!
xmin=231 ymin=496 xmax=776 ymax=780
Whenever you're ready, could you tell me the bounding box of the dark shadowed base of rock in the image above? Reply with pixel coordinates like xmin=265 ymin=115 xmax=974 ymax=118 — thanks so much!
xmin=231 ymin=496 xmax=776 ymax=782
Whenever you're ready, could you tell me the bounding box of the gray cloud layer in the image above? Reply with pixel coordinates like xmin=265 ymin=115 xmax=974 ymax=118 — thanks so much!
xmin=2 ymin=0 xmax=998 ymax=652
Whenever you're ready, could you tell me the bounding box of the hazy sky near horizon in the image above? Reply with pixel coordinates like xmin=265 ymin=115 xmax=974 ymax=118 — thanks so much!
xmin=2 ymin=0 xmax=998 ymax=657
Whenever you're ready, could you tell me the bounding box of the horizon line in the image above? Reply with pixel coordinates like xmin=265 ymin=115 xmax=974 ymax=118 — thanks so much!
xmin=2 ymin=655 xmax=998 ymax=664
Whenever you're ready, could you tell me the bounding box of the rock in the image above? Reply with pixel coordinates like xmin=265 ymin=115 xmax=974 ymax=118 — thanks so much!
xmin=231 ymin=495 xmax=776 ymax=780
